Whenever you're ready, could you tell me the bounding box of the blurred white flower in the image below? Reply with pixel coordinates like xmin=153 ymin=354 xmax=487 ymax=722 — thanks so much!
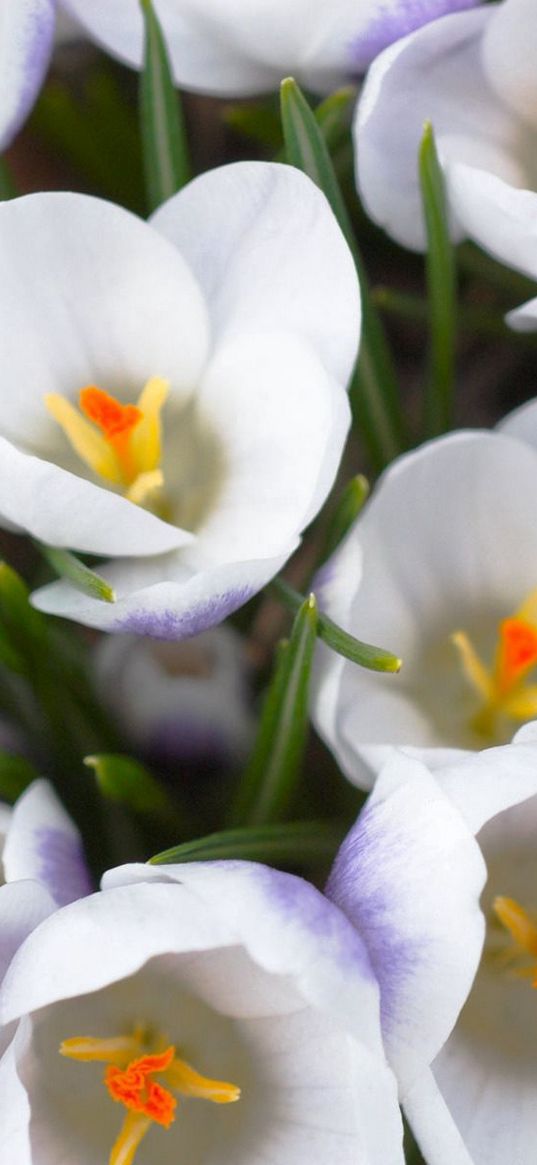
xmin=313 ymin=429 xmax=537 ymax=787
xmin=355 ymin=0 xmax=537 ymax=287
xmin=60 ymin=0 xmax=479 ymax=97
xmin=94 ymin=626 xmax=255 ymax=766
xmin=327 ymin=725 xmax=537 ymax=1165
xmin=0 ymin=859 xmax=404 ymax=1164
xmin=0 ymin=163 xmax=359 ymax=638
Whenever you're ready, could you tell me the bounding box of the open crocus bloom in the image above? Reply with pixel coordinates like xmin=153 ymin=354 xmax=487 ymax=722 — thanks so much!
xmin=0 ymin=163 xmax=359 ymax=638
xmin=0 ymin=860 xmax=404 ymax=1164
xmin=59 ymin=0 xmax=480 ymax=96
xmin=313 ymin=429 xmax=537 ymax=788
xmin=355 ymin=0 xmax=537 ymax=259
xmin=94 ymin=625 xmax=255 ymax=766
xmin=0 ymin=779 xmax=92 ymax=987
xmin=0 ymin=0 xmax=56 ymax=152
xmin=327 ymin=725 xmax=537 ymax=1165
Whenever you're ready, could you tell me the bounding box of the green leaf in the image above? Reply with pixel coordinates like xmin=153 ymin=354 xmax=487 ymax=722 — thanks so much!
xmin=36 ymin=544 xmax=116 ymax=604
xmin=233 ymin=594 xmax=319 ymax=826
xmin=321 ymin=474 xmax=369 ymax=564
xmin=271 ymin=576 xmax=402 ymax=673
xmin=314 ymin=86 xmax=356 ymax=154
xmin=280 ymin=77 xmax=406 ymax=471
xmin=0 ymin=752 xmax=37 ymax=803
xmin=139 ymin=0 xmax=190 ymax=211
xmin=149 ymin=820 xmax=344 ymax=866
xmin=85 ymin=753 xmax=175 ymax=819
xmin=419 ymin=121 xmax=457 ymax=438
xmin=0 ymin=157 xmax=17 ymax=200
xmin=0 ymin=563 xmax=47 ymax=661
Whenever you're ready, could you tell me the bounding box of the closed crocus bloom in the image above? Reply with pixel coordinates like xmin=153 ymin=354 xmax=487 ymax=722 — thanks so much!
xmin=0 ymin=0 xmax=56 ymax=152
xmin=0 ymin=780 xmax=92 ymax=986
xmin=327 ymin=726 xmax=537 ymax=1165
xmin=355 ymin=0 xmax=537 ymax=259
xmin=313 ymin=430 xmax=537 ymax=788
xmin=0 ymin=860 xmax=404 ymax=1165
xmin=59 ymin=0 xmax=480 ymax=97
xmin=94 ymin=626 xmax=255 ymax=765
xmin=0 ymin=163 xmax=359 ymax=638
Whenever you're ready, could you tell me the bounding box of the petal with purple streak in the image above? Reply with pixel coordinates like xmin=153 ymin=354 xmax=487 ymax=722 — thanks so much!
xmin=0 ymin=0 xmax=56 ymax=151
xmin=2 ymin=780 xmax=92 ymax=907
xmin=350 ymin=0 xmax=481 ymax=71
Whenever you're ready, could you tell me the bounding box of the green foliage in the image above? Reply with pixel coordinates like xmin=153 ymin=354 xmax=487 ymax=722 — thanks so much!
xmin=139 ymin=0 xmax=191 ymax=211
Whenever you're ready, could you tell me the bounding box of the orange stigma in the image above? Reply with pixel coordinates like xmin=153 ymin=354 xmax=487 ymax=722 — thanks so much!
xmin=451 ymin=587 xmax=537 ymax=739
xmin=105 ymin=1047 xmax=177 ymax=1129
xmin=79 ymin=387 xmax=142 ymax=485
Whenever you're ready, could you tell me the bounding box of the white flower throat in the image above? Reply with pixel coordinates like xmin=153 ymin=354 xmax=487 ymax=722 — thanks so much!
xmin=60 ymin=1022 xmax=240 ymax=1165
xmin=45 ymin=378 xmax=169 ymax=510
xmin=451 ymin=585 xmax=537 ymax=741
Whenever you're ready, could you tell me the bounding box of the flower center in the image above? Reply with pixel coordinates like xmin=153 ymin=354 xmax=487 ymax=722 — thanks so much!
xmin=451 ymin=586 xmax=537 ymax=740
xmin=45 ymin=378 xmax=169 ymax=509
xmin=491 ymin=895 xmax=537 ymax=987
xmin=60 ymin=1024 xmax=241 ymax=1165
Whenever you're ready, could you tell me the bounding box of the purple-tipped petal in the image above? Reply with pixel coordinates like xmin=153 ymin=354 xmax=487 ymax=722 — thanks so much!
xmin=2 ymin=781 xmax=92 ymax=907
xmin=351 ymin=0 xmax=482 ymax=71
xmin=0 ymin=0 xmax=56 ymax=151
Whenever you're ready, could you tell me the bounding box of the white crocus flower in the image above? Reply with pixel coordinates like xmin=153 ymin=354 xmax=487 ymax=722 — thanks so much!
xmin=0 ymin=779 xmax=92 ymax=987
xmin=0 ymin=163 xmax=359 ymax=638
xmin=94 ymin=625 xmax=255 ymax=766
xmin=355 ymin=0 xmax=537 ymax=268
xmin=0 ymin=1 xmax=56 ymax=152
xmin=0 ymin=860 xmax=404 ymax=1165
xmin=326 ymin=726 xmax=537 ymax=1165
xmin=313 ymin=429 xmax=537 ymax=788
xmin=59 ymin=0 xmax=480 ymax=97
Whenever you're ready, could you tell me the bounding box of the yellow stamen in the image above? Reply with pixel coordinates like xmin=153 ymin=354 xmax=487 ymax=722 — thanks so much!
xmin=451 ymin=585 xmax=537 ymax=738
xmin=109 ymin=1111 xmax=152 ymax=1165
xmin=166 ymin=1056 xmax=241 ymax=1103
xmin=45 ymin=377 xmax=169 ymax=503
xmin=493 ymin=896 xmax=537 ymax=985
xmin=61 ymin=1026 xmax=240 ymax=1165
xmin=60 ymin=1034 xmax=143 ymax=1067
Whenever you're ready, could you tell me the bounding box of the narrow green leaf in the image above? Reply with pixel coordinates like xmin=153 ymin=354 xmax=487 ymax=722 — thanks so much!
xmin=139 ymin=0 xmax=190 ymax=211
xmin=233 ymin=595 xmax=319 ymax=826
xmin=149 ymin=820 xmax=344 ymax=866
xmin=0 ymin=563 xmax=47 ymax=655
xmin=85 ymin=753 xmax=177 ymax=820
xmin=321 ymin=474 xmax=369 ymax=564
xmin=280 ymin=77 xmax=406 ymax=470
xmin=0 ymin=752 xmax=37 ymax=803
xmin=36 ymin=544 xmax=116 ymax=603
xmin=0 ymin=157 xmax=17 ymax=200
xmin=419 ymin=121 xmax=457 ymax=437
xmin=271 ymin=576 xmax=402 ymax=673
xmin=314 ymin=86 xmax=356 ymax=153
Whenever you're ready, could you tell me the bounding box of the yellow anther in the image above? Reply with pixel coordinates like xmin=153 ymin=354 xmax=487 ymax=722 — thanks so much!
xmin=45 ymin=377 xmax=170 ymax=504
xmin=60 ymin=1034 xmax=143 ymax=1067
xmin=493 ymin=896 xmax=537 ymax=985
xmin=166 ymin=1056 xmax=241 ymax=1103
xmin=451 ymin=585 xmax=537 ymax=739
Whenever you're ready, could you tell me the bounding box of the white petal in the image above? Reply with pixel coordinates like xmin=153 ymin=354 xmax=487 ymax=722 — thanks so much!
xmin=0 ymin=1021 xmax=33 ymax=1164
xmin=3 ymin=780 xmax=92 ymax=907
xmin=0 ymin=0 xmax=55 ymax=150
xmin=151 ymin=162 xmax=360 ymax=388
xmin=0 ymin=882 xmax=55 ymax=985
xmin=403 ymin=1067 xmax=475 ymax=1165
xmin=0 ymin=191 xmax=209 ymax=447
xmin=0 ymin=436 xmax=192 ymax=556
xmin=326 ymin=751 xmax=486 ymax=1091
xmin=195 ymin=332 xmax=350 ymax=561
xmin=498 ymin=397 xmax=537 ymax=447
xmin=355 ymin=7 xmax=519 ymax=251
xmin=104 ymin=860 xmax=382 ymax=1047
xmin=447 ymin=163 xmax=537 ymax=284
xmin=481 ymin=0 xmax=537 ymax=129
xmin=433 ymin=732 xmax=537 ymax=836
